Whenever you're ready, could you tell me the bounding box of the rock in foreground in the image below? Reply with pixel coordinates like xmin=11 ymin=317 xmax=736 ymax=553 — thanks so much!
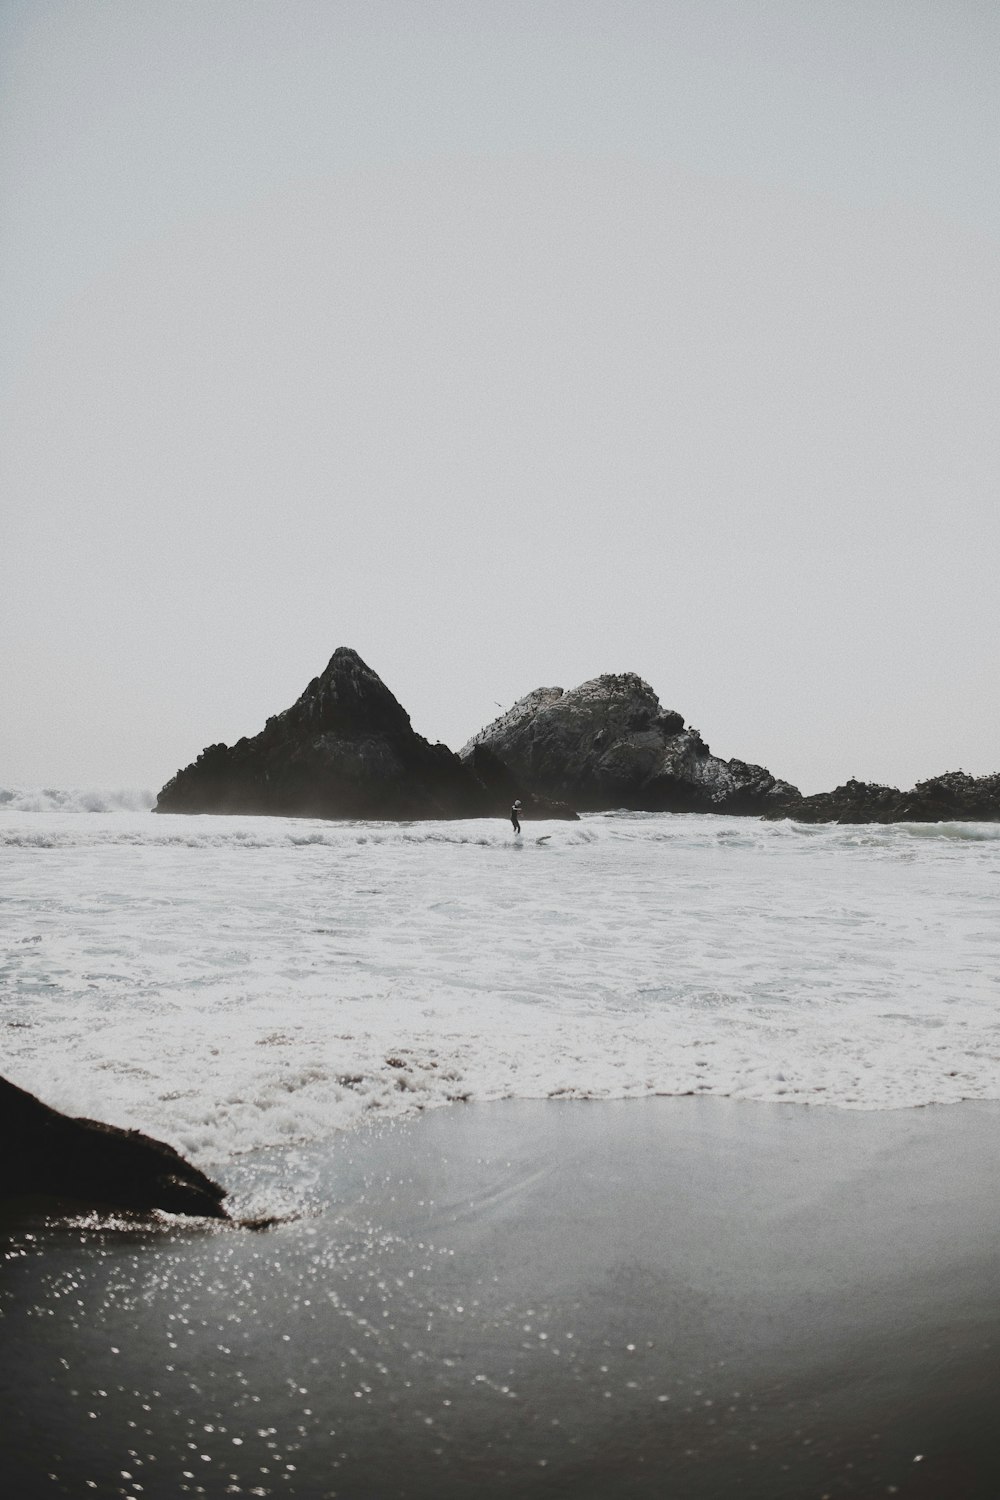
xmin=0 ymin=1075 xmax=228 ymax=1219
xmin=764 ymin=771 xmax=1000 ymax=824
xmin=461 ymin=674 xmax=798 ymax=814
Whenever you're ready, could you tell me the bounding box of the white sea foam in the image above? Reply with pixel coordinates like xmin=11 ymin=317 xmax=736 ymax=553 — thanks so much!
xmin=2 ymin=806 xmax=1000 ymax=1192
xmin=0 ymin=785 xmax=155 ymax=815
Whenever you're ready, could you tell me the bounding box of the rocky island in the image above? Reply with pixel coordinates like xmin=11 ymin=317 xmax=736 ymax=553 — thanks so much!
xmin=155 ymin=650 xmax=796 ymax=821
xmin=764 ymin=771 xmax=1000 ymax=824
xmin=462 ymin=673 xmax=798 ymax=814
xmin=155 ymin=648 xmax=576 ymax=821
xmin=155 ymin=646 xmax=998 ymax=824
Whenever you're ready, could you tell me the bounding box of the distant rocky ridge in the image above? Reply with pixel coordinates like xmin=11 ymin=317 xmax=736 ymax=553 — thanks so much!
xmin=461 ymin=673 xmax=798 ymax=814
xmin=154 ymin=648 xmax=999 ymax=825
xmin=155 ymin=649 xmax=576 ymax=821
xmin=763 ymin=772 xmax=1000 ymax=825
xmin=155 ymin=650 xmax=795 ymax=821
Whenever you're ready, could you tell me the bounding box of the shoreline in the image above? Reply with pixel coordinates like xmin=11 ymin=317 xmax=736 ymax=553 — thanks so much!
xmin=3 ymin=1095 xmax=1000 ymax=1497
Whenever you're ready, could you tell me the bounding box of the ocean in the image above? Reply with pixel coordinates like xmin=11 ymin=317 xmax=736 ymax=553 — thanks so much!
xmin=4 ymin=793 xmax=1000 ymax=1498
xmin=3 ymin=793 xmax=999 ymax=1214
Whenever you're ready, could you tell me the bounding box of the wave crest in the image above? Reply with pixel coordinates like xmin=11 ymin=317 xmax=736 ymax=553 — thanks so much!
xmin=0 ymin=786 xmax=156 ymax=814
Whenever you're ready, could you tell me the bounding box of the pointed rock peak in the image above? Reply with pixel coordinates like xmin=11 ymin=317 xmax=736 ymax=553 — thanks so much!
xmin=287 ymin=647 xmax=413 ymax=739
xmin=316 ymin=646 xmax=390 ymax=694
xmin=155 ymin=646 xmax=493 ymax=819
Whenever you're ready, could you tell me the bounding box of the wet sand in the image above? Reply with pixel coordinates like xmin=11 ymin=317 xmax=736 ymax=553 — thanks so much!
xmin=3 ymin=1096 xmax=1000 ymax=1498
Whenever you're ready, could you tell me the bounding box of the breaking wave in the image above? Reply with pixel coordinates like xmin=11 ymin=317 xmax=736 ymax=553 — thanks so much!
xmin=4 ymin=804 xmax=1000 ymax=1207
xmin=0 ymin=785 xmax=156 ymax=815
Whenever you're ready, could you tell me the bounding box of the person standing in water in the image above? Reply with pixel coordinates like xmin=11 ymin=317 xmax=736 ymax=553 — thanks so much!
xmin=510 ymin=799 xmax=522 ymax=835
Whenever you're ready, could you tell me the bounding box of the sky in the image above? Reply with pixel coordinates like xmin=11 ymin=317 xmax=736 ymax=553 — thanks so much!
xmin=2 ymin=0 xmax=998 ymax=796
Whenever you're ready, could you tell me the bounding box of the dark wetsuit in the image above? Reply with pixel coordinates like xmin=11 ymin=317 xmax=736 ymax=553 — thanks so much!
xmin=510 ymin=804 xmax=521 ymax=834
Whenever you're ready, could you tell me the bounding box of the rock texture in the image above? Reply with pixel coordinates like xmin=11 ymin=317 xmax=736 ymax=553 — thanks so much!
xmin=764 ymin=771 xmax=1000 ymax=824
xmin=0 ymin=1075 xmax=228 ymax=1219
xmin=461 ymin=673 xmax=798 ymax=814
xmin=156 ymin=648 xmax=577 ymax=821
xmin=462 ymin=741 xmax=578 ymax=822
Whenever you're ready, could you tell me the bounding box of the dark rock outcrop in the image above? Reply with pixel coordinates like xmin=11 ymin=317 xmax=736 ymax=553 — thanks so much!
xmin=764 ymin=771 xmax=1000 ymax=824
xmin=0 ymin=1075 xmax=228 ymax=1219
xmin=461 ymin=673 xmax=798 ymax=814
xmin=156 ymin=648 xmax=577 ymax=822
xmin=463 ymin=742 xmax=578 ymax=821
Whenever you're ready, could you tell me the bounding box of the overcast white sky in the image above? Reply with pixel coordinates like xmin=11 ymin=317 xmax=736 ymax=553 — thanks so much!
xmin=3 ymin=0 xmax=998 ymax=795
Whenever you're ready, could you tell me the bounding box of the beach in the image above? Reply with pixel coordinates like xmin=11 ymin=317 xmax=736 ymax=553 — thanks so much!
xmin=4 ymin=1095 xmax=1000 ymax=1498
xmin=6 ymin=0 xmax=999 ymax=1490
xmin=3 ymin=806 xmax=1000 ymax=1494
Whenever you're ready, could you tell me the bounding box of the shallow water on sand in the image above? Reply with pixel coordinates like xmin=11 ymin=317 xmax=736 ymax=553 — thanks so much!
xmin=4 ymin=1099 xmax=1000 ymax=1499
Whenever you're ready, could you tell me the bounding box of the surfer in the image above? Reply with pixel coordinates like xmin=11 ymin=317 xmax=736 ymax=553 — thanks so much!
xmin=510 ymin=799 xmax=522 ymax=835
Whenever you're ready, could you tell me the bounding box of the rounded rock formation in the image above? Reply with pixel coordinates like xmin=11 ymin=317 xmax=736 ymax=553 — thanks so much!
xmin=461 ymin=673 xmax=798 ymax=814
